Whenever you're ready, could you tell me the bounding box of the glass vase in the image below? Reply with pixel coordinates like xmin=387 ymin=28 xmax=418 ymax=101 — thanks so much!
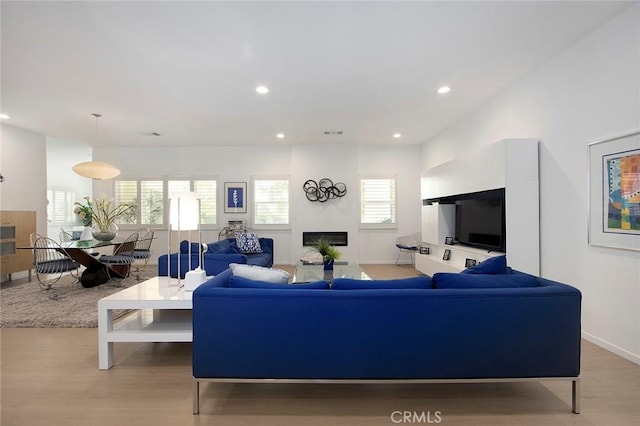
xmin=92 ymin=222 xmax=118 ymax=242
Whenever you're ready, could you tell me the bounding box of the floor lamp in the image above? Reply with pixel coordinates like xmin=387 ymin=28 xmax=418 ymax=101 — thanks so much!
xmin=169 ymin=192 xmax=199 ymax=287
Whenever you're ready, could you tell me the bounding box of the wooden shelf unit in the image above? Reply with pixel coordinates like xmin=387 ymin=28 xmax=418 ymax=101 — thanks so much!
xmin=0 ymin=211 xmax=36 ymax=280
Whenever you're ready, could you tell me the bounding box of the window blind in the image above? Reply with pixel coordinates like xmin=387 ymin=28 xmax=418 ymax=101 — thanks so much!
xmin=254 ymin=179 xmax=289 ymax=225
xmin=360 ymin=178 xmax=396 ymax=225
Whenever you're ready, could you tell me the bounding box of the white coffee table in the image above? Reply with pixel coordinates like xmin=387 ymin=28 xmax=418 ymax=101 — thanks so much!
xmin=97 ymin=276 xmax=195 ymax=370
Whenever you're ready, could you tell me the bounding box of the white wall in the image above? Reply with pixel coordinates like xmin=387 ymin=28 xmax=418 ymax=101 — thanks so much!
xmin=46 ymin=138 xmax=93 ymax=240
xmin=421 ymin=5 xmax=640 ymax=364
xmin=0 ymin=124 xmax=48 ymax=281
xmin=0 ymin=124 xmax=47 ymax=234
xmin=95 ymin=143 xmax=421 ymax=266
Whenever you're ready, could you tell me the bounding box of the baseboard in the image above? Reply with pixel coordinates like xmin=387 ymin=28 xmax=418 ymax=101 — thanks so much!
xmin=582 ymin=331 xmax=640 ymax=365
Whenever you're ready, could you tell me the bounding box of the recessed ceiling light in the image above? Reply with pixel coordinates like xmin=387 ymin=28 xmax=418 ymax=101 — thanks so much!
xmin=437 ymin=86 xmax=451 ymax=94
xmin=276 ymin=133 xmax=285 ymax=139
xmin=0 ymin=113 xmax=10 ymax=119
xmin=256 ymin=86 xmax=270 ymax=94
xmin=393 ymin=133 xmax=402 ymax=139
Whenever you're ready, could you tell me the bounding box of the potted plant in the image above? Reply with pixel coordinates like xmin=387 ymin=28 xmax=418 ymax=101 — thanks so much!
xmin=313 ymin=237 xmax=341 ymax=271
xmin=74 ymin=197 xmax=135 ymax=241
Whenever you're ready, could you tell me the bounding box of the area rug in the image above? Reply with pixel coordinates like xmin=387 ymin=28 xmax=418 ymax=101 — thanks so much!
xmin=0 ymin=266 xmax=157 ymax=328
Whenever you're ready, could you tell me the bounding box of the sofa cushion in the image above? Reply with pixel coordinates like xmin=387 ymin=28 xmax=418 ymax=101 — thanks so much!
xmin=246 ymin=252 xmax=272 ymax=267
xmin=234 ymin=232 xmax=263 ymax=254
xmin=461 ymin=255 xmax=508 ymax=274
xmin=433 ymin=272 xmax=538 ymax=289
xmin=229 ymin=275 xmax=328 ymax=289
xmin=229 ymin=263 xmax=289 ymax=283
xmin=180 ymin=240 xmax=207 ymax=254
xmin=332 ymin=276 xmax=432 ymax=290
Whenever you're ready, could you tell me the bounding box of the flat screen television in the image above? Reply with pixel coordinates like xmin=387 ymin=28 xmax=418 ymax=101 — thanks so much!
xmin=454 ymin=188 xmax=506 ymax=252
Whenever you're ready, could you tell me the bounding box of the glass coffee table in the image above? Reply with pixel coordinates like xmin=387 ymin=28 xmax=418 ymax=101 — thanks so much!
xmin=293 ymin=260 xmax=370 ymax=283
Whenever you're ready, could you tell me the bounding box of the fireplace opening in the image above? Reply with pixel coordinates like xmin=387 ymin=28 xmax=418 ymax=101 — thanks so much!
xmin=302 ymin=232 xmax=348 ymax=247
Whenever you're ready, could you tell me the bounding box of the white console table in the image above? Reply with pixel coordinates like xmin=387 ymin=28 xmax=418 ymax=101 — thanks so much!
xmin=97 ymin=276 xmax=194 ymax=370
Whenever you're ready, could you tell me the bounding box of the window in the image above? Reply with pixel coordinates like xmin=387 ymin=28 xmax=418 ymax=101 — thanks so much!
xmin=168 ymin=179 xmax=217 ymax=225
xmin=140 ymin=181 xmax=164 ymax=225
xmin=360 ymin=177 xmax=397 ymax=228
xmin=194 ymin=180 xmax=217 ymax=225
xmin=114 ymin=180 xmax=138 ymax=225
xmin=114 ymin=177 xmax=218 ymax=227
xmin=253 ymin=177 xmax=290 ymax=227
xmin=47 ymin=189 xmax=76 ymax=224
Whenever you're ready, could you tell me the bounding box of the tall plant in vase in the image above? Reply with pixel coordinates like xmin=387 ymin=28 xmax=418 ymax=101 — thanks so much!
xmin=75 ymin=197 xmax=134 ymax=241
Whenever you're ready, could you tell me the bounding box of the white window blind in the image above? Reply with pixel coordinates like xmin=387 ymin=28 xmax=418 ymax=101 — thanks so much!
xmin=360 ymin=178 xmax=396 ymax=226
xmin=168 ymin=180 xmax=190 ymax=196
xmin=47 ymin=189 xmax=76 ymax=223
xmin=115 ymin=178 xmax=218 ymax=227
xmin=194 ymin=180 xmax=217 ymax=225
xmin=114 ymin=180 xmax=138 ymax=225
xmin=253 ymin=179 xmax=290 ymax=225
xmin=140 ymin=180 xmax=164 ymax=225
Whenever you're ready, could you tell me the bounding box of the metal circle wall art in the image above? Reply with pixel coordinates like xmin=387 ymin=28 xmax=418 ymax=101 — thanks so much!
xmin=303 ymin=178 xmax=347 ymax=202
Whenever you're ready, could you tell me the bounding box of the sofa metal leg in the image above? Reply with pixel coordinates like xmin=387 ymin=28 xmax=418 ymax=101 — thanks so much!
xmin=193 ymin=379 xmax=200 ymax=415
xmin=572 ymin=378 xmax=580 ymax=414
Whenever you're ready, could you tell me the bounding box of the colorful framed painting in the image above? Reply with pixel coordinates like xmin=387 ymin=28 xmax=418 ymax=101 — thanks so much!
xmin=588 ymin=130 xmax=640 ymax=251
xmin=224 ymin=182 xmax=247 ymax=214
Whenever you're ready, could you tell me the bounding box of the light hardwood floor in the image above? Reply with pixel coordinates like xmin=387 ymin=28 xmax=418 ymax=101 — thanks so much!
xmin=1 ymin=264 xmax=639 ymax=425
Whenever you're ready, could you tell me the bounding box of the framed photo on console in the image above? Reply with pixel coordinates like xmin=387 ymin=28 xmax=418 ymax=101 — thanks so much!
xmin=465 ymin=258 xmax=477 ymax=268
xmin=224 ymin=182 xmax=247 ymax=214
xmin=444 ymin=236 xmax=454 ymax=245
xmin=588 ymin=130 xmax=640 ymax=251
xmin=442 ymin=249 xmax=451 ymax=261
xmin=419 ymin=246 xmax=430 ymax=255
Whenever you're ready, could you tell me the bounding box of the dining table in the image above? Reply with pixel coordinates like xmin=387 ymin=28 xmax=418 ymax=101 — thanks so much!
xmin=60 ymin=239 xmax=130 ymax=278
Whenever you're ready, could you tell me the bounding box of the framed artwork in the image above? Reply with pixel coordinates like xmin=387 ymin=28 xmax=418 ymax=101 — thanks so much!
xmin=465 ymin=258 xmax=477 ymax=268
xmin=588 ymin=130 xmax=640 ymax=251
xmin=419 ymin=246 xmax=430 ymax=255
xmin=442 ymin=249 xmax=451 ymax=261
xmin=444 ymin=236 xmax=454 ymax=245
xmin=224 ymin=182 xmax=247 ymax=214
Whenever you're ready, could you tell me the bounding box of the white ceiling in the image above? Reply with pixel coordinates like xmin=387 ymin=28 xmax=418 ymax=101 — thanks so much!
xmin=1 ymin=1 xmax=633 ymax=147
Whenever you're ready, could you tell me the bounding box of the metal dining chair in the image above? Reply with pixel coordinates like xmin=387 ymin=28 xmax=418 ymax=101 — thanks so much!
xmin=32 ymin=236 xmax=82 ymax=290
xmin=395 ymin=233 xmax=421 ymax=266
xmin=131 ymin=228 xmax=154 ymax=280
xmin=99 ymin=232 xmax=139 ymax=285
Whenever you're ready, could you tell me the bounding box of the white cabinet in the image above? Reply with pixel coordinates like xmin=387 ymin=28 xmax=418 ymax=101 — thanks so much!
xmin=416 ymin=245 xmax=504 ymax=276
xmin=419 ymin=139 xmax=539 ymax=276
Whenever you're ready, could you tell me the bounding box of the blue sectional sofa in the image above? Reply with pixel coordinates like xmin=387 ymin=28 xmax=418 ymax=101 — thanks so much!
xmin=157 ymin=237 xmax=273 ymax=278
xmin=191 ymin=262 xmax=582 ymax=414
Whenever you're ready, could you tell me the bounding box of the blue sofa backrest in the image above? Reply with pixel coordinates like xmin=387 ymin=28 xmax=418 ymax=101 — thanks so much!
xmin=193 ymin=270 xmax=581 ymax=381
xmin=205 ymin=238 xmax=274 ymax=254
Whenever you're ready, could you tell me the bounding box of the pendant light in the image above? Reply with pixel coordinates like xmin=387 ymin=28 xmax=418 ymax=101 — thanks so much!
xmin=72 ymin=113 xmax=121 ymax=180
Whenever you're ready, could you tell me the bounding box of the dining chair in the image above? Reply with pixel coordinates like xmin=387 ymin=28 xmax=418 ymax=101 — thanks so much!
xmin=131 ymin=228 xmax=154 ymax=280
xmin=32 ymin=236 xmax=82 ymax=290
xmin=99 ymin=232 xmax=139 ymax=285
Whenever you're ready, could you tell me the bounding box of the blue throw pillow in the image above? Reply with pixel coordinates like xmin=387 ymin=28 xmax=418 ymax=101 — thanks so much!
xmin=332 ymin=276 xmax=432 ymax=290
xmin=229 ymin=275 xmax=329 ymax=289
xmin=432 ymin=272 xmax=538 ymax=289
xmin=234 ymin=232 xmax=263 ymax=254
xmin=461 ymin=255 xmax=508 ymax=274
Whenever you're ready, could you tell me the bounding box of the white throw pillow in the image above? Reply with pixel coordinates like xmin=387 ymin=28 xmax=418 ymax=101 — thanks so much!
xmin=229 ymin=263 xmax=290 ymax=284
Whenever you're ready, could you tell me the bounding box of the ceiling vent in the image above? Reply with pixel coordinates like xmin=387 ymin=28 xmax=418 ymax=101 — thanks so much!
xmin=323 ymin=131 xmax=343 ymax=135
